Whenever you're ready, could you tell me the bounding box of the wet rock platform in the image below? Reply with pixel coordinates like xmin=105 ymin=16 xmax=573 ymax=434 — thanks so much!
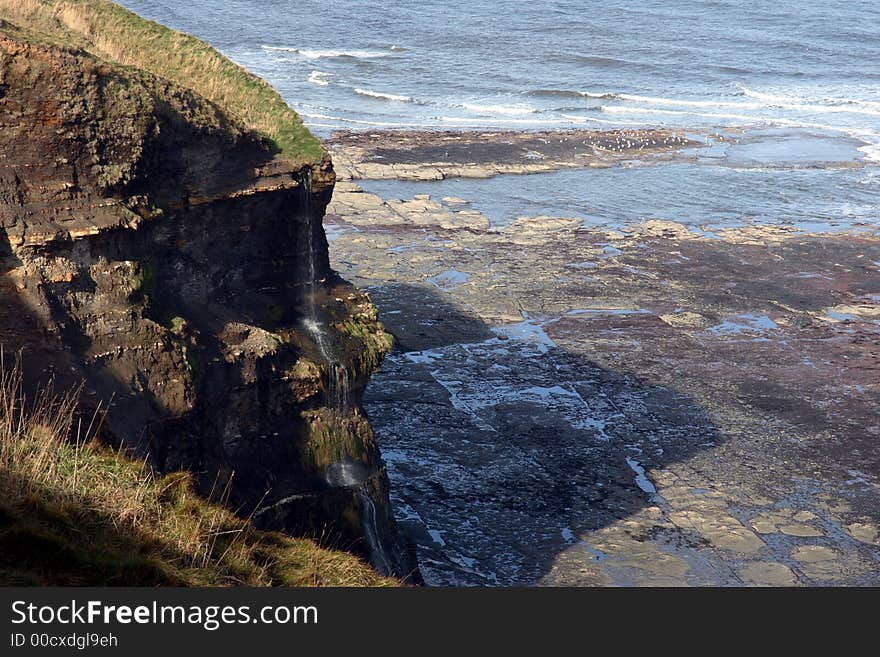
xmin=324 ymin=137 xmax=880 ymax=586
xmin=327 ymin=128 xmax=694 ymax=181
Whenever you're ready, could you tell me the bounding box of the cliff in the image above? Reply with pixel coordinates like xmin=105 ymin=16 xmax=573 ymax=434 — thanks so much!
xmin=0 ymin=359 xmax=398 ymax=586
xmin=0 ymin=2 xmax=415 ymax=580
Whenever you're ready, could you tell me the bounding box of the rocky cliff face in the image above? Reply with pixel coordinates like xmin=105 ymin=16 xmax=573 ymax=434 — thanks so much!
xmin=0 ymin=19 xmax=415 ymax=579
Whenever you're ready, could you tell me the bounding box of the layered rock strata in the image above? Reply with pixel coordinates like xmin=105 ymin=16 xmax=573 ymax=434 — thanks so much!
xmin=0 ymin=19 xmax=414 ymax=578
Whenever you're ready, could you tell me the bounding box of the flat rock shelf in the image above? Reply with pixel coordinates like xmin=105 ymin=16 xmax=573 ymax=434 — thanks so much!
xmin=325 ymin=130 xmax=880 ymax=586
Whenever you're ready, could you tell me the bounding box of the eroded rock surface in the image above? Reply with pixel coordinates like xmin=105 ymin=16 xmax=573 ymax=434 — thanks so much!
xmin=326 ymin=161 xmax=880 ymax=586
xmin=328 ymin=129 xmax=695 ymax=181
xmin=0 ymin=20 xmax=415 ymax=578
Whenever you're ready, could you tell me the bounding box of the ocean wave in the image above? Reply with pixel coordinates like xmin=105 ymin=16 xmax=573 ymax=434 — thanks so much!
xmin=548 ymin=105 xmax=605 ymax=113
xmin=299 ymin=112 xmax=339 ymax=121
xmin=605 ymin=105 xmax=880 ymax=139
xmin=559 ymin=113 xmax=646 ymax=126
xmin=307 ymin=71 xmax=332 ymax=86
xmin=529 ymin=88 xmax=880 ymax=121
xmin=569 ymin=54 xmax=650 ymax=69
xmin=854 ymin=136 xmax=880 ymax=163
xmin=770 ymin=118 xmax=854 ymax=133
xmin=577 ymin=91 xmax=622 ymax=100
xmin=262 ymin=45 xmax=394 ymax=59
xmin=601 ymin=106 xmax=763 ymax=122
xmin=607 ymin=91 xmax=880 ymax=116
xmin=738 ymin=86 xmax=796 ymax=104
xmin=526 ymin=89 xmax=620 ymax=100
xmin=617 ymin=93 xmax=768 ymax=111
xmin=602 ymin=104 xmax=880 ymax=162
xmin=738 ymin=86 xmax=880 ymax=117
xmin=859 ymin=145 xmax=880 ymax=162
xmin=529 ymin=89 xmax=771 ymax=111
xmin=354 ymin=88 xmax=414 ymax=102
xmin=839 ymin=99 xmax=880 ymax=110
xmin=459 ymin=102 xmax=538 ymax=116
xmin=860 ymin=170 xmax=880 ymax=185
xmin=299 ymin=111 xmax=420 ymax=127
xmin=439 ymin=116 xmax=579 ymax=126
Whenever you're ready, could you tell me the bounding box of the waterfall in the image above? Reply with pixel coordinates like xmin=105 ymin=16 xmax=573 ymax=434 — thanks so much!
xmin=358 ymin=488 xmax=393 ymax=575
xmin=299 ymin=169 xmax=351 ymax=414
xmin=299 ymin=173 xmax=389 ymax=572
xmin=330 ymin=362 xmax=350 ymax=413
xmin=324 ymin=459 xmax=394 ymax=575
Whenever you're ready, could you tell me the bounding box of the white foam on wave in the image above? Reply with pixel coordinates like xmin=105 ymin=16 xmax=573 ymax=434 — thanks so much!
xmin=569 ymin=88 xmax=880 ymax=122
xmin=299 ymin=111 xmax=338 ymax=121
xmin=857 ymin=140 xmax=880 ymax=163
xmin=307 ymin=70 xmax=332 ymax=86
xmin=617 ymin=93 xmax=767 ymax=111
xmin=602 ymin=105 xmax=762 ymax=123
xmin=439 ymin=116 xmax=576 ymax=126
xmin=738 ymin=86 xmax=880 ymax=117
xmin=860 ymin=170 xmax=880 ymax=185
xmin=303 ymin=109 xmax=590 ymax=130
xmin=528 ymin=89 xmax=619 ymax=100
xmin=739 ymin=87 xmax=797 ymax=104
xmin=576 ymin=91 xmax=620 ymax=100
xmin=354 ymin=88 xmax=413 ymax=102
xmin=539 ymin=86 xmax=880 ymax=113
xmin=299 ymin=111 xmax=421 ymax=127
xmin=771 ymin=120 xmax=880 ymax=161
xmin=827 ymin=97 xmax=880 ymax=111
xmin=559 ymin=113 xmax=647 ymax=126
xmin=262 ymin=45 xmax=393 ymax=59
xmin=459 ymin=102 xmax=538 ymax=116
xmin=603 ymin=104 xmax=880 ymax=162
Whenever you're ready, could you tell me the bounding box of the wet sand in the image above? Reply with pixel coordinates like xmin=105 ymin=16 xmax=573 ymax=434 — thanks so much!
xmin=325 ymin=131 xmax=880 ymax=586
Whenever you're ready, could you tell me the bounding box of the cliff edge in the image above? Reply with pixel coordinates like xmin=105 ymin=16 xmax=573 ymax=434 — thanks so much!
xmin=0 ymin=1 xmax=416 ymax=580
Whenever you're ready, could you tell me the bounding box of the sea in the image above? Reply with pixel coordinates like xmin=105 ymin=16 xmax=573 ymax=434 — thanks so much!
xmin=119 ymin=0 xmax=880 ymax=232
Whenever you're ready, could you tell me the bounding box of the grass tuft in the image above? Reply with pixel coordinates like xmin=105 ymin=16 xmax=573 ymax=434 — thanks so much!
xmin=0 ymin=356 xmax=396 ymax=587
xmin=0 ymin=0 xmax=324 ymax=165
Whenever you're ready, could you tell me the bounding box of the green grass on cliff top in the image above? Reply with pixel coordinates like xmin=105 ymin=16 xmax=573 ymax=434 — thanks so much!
xmin=0 ymin=362 xmax=395 ymax=587
xmin=0 ymin=0 xmax=324 ymax=166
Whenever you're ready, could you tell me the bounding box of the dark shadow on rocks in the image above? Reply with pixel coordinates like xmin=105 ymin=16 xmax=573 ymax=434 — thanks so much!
xmin=0 ymin=202 xmax=417 ymax=581
xmin=361 ymin=283 xmax=725 ymax=585
xmin=366 ymin=283 xmax=496 ymax=352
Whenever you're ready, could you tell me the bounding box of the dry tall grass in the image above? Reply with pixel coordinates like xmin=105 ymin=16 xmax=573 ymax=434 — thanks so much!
xmin=0 ymin=0 xmax=323 ymax=165
xmin=0 ymin=357 xmax=395 ymax=586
